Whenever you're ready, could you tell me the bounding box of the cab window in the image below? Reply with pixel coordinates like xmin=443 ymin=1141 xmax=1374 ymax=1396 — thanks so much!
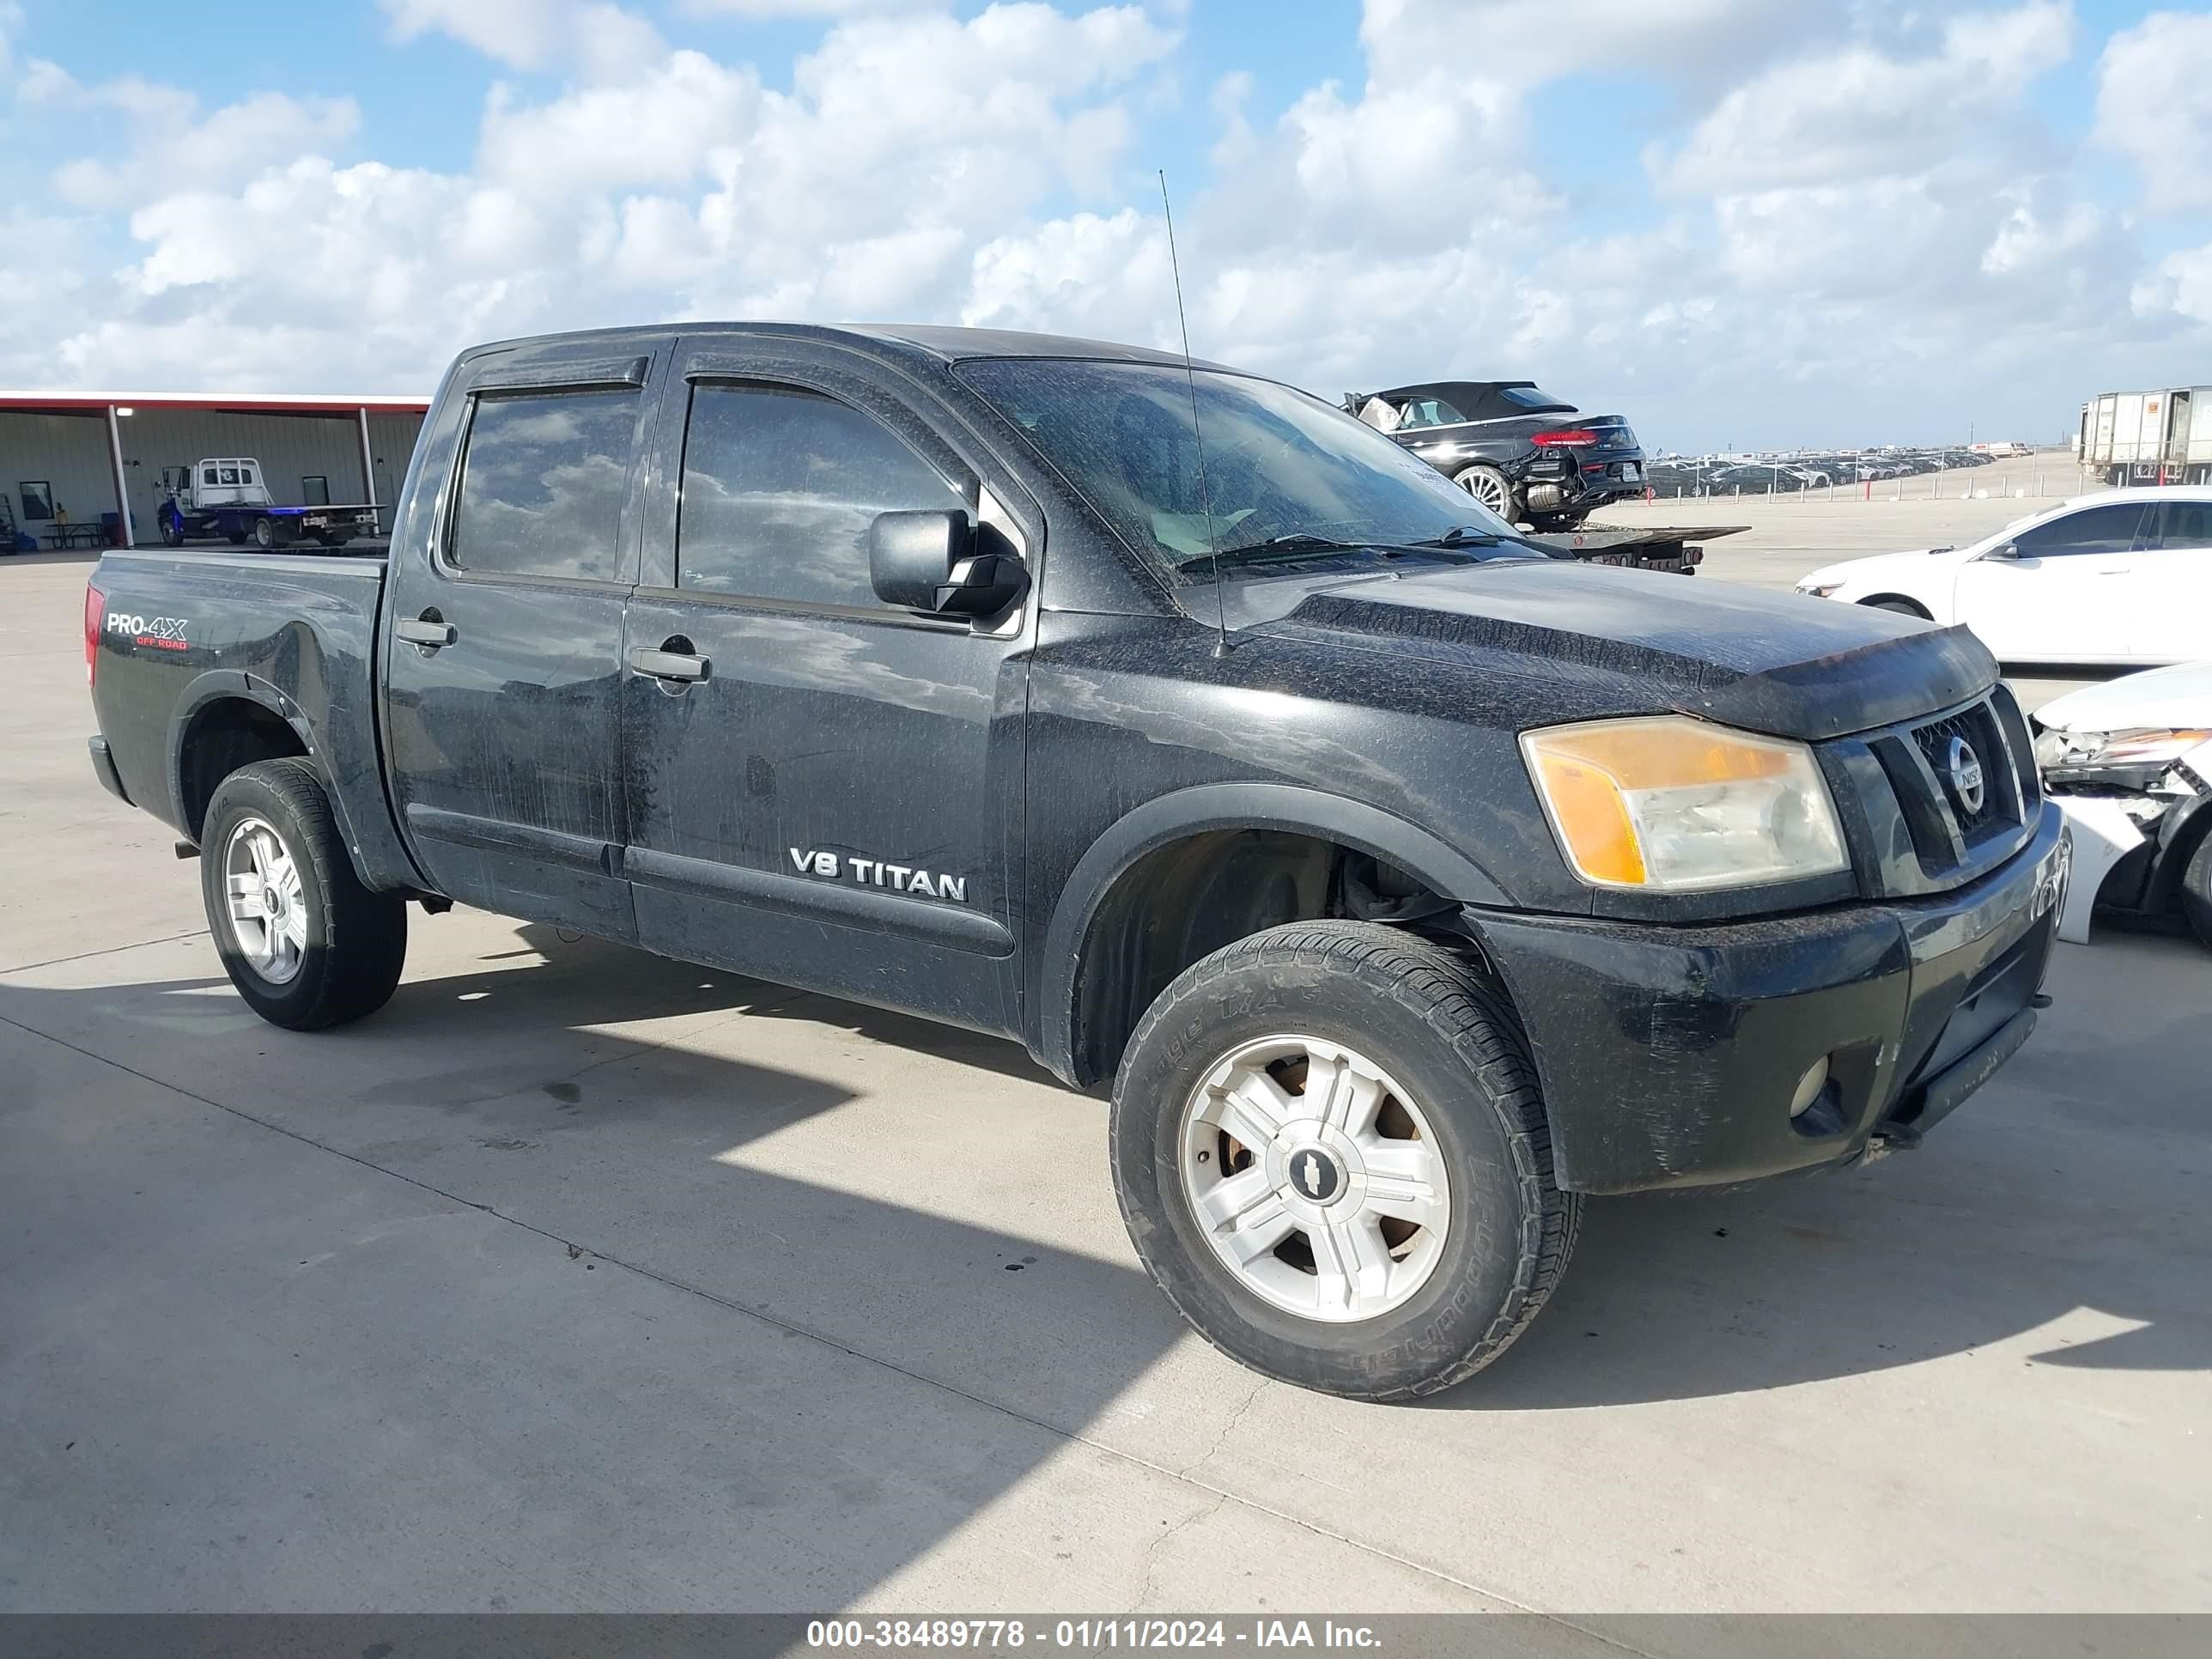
xmin=675 ymin=382 xmax=971 ymax=610
xmin=447 ymin=388 xmax=638 ymax=581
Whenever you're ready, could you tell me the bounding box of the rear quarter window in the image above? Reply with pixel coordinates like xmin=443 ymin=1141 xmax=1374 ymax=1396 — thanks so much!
xmin=449 ymin=389 xmax=638 ymax=581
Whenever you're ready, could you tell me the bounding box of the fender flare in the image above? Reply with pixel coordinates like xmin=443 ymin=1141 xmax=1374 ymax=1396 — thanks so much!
xmin=1035 ymin=781 xmax=1512 ymax=1084
xmin=165 ymin=670 xmax=394 ymax=884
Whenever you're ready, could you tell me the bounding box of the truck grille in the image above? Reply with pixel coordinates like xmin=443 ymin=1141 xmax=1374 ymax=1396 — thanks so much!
xmin=1910 ymin=702 xmax=2009 ymax=842
xmin=1838 ymin=687 xmax=2039 ymax=896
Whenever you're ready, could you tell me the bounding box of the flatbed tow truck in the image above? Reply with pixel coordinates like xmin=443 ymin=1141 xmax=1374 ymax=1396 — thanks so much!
xmin=1520 ymin=521 xmax=1745 ymax=574
xmin=157 ymin=459 xmax=379 ymax=550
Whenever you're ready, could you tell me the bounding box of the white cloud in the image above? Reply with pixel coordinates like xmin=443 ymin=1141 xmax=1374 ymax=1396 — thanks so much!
xmin=1653 ymin=3 xmax=2072 ymax=195
xmin=478 ymin=50 xmax=759 ymax=194
xmin=2133 ymin=242 xmax=2212 ymax=327
xmin=43 ymin=82 xmax=361 ymax=209
xmin=380 ymin=0 xmax=580 ymax=69
xmin=3 ymin=0 xmax=2208 ymax=448
xmin=2094 ymin=9 xmax=2212 ymax=210
xmin=679 ymin=0 xmax=934 ymax=16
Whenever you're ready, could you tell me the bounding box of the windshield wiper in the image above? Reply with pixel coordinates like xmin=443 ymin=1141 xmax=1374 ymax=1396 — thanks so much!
xmin=1175 ymin=533 xmax=1381 ymax=571
xmin=1400 ymin=526 xmax=1504 ymax=548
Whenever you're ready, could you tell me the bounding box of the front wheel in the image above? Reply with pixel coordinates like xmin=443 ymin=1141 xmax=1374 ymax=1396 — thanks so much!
xmin=1110 ymin=922 xmax=1579 ymax=1401
xmin=159 ymin=514 xmax=184 ymax=547
xmin=200 ymin=758 xmax=408 ymax=1030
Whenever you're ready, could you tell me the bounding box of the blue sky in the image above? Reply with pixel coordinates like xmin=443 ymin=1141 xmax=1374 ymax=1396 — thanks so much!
xmin=3 ymin=1 xmax=2209 ymax=451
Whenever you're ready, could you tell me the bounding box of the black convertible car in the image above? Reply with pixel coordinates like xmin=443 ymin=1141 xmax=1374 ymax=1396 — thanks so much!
xmin=1342 ymin=381 xmax=1645 ymax=529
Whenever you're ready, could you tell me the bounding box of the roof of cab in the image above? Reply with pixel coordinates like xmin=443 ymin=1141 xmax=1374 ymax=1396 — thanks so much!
xmin=465 ymin=320 xmax=1230 ymax=374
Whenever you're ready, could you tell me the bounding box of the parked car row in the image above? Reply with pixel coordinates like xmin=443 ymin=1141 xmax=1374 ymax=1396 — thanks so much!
xmin=1647 ymin=447 xmax=2003 ymax=495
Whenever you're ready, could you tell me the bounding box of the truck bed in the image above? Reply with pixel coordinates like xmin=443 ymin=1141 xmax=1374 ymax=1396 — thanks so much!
xmin=87 ymin=546 xmax=413 ymax=888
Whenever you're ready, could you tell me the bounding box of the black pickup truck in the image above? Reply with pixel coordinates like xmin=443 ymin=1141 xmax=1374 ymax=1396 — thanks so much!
xmin=84 ymin=323 xmax=2069 ymax=1401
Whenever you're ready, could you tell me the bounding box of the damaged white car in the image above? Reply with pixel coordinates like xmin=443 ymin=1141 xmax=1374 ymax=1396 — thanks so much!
xmin=2033 ymin=662 xmax=2212 ymax=948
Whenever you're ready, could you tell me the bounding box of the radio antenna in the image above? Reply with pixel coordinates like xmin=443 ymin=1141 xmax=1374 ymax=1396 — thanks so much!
xmin=1158 ymin=170 xmax=1230 ymax=656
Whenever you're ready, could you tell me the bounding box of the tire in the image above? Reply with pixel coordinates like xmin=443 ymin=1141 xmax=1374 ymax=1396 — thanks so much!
xmin=252 ymin=516 xmax=276 ymax=550
xmin=1109 ymin=921 xmax=1580 ymax=1401
xmin=227 ymin=531 xmax=247 ymax=545
xmin=199 ymin=758 xmax=407 ymax=1030
xmin=1863 ymin=597 xmax=1929 ymax=618
xmin=1452 ymin=464 xmax=1522 ymax=524
xmin=2181 ymin=831 xmax=2212 ymax=952
xmin=160 ymin=514 xmax=184 ymax=548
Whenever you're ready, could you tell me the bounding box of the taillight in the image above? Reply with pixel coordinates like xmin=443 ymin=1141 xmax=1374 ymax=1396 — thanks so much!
xmin=1531 ymin=428 xmax=1597 ymax=447
xmin=85 ymin=584 xmax=104 ymax=685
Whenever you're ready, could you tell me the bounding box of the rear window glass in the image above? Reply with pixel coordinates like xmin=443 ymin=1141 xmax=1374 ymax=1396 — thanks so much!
xmin=1499 ymin=386 xmax=1569 ymax=409
xmin=449 ymin=389 xmax=636 ymax=581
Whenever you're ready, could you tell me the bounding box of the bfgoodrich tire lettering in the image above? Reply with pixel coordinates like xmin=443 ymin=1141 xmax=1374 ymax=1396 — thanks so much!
xmin=1110 ymin=921 xmax=1580 ymax=1401
xmin=199 ymin=758 xmax=408 ymax=1030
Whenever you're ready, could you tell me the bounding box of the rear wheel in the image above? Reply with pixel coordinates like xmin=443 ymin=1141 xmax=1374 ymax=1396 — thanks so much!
xmin=252 ymin=515 xmax=277 ymax=550
xmin=1110 ymin=921 xmax=1579 ymax=1401
xmin=1453 ymin=464 xmax=1521 ymax=525
xmin=199 ymin=758 xmax=407 ymax=1030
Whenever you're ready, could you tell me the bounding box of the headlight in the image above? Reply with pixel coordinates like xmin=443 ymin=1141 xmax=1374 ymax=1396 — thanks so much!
xmin=1521 ymin=716 xmax=1850 ymax=891
xmin=1796 ymin=580 xmax=1844 ymax=599
xmin=2035 ymin=726 xmax=2212 ymax=773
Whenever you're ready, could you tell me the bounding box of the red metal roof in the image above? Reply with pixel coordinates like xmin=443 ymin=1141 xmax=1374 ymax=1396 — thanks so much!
xmin=0 ymin=391 xmax=429 ymax=414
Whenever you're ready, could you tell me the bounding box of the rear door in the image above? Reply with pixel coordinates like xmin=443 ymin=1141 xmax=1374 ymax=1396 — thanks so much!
xmin=619 ymin=337 xmax=1037 ymax=1035
xmin=1952 ymin=500 xmax=2148 ymax=662
xmin=382 ymin=344 xmax=663 ymax=939
xmin=2135 ymin=500 xmax=2212 ymax=663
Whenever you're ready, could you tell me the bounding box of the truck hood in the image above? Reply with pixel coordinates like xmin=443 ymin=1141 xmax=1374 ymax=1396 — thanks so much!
xmin=2034 ymin=659 xmax=2212 ymax=734
xmin=1255 ymin=557 xmax=1997 ymax=743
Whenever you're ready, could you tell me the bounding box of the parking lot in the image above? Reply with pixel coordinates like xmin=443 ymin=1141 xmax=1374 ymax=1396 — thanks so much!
xmin=3 ymin=501 xmax=2208 ymax=1620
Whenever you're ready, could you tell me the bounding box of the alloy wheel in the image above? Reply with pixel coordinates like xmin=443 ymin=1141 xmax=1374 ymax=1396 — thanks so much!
xmin=222 ymin=815 xmax=307 ymax=985
xmin=1176 ymin=1034 xmax=1450 ymax=1322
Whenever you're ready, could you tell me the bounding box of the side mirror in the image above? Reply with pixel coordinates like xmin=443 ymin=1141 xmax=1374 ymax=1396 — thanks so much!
xmin=868 ymin=509 xmax=1028 ymax=617
xmin=1983 ymin=541 xmax=2021 ymax=560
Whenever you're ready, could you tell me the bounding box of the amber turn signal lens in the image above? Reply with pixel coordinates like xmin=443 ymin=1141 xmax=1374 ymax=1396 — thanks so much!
xmin=1521 ymin=716 xmax=1849 ymax=893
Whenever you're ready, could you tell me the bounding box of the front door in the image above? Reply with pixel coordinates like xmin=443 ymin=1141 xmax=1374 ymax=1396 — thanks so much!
xmin=620 ymin=340 xmax=1036 ymax=1034
xmin=1952 ymin=499 xmax=2150 ymax=663
xmin=382 ymin=345 xmax=662 ymax=939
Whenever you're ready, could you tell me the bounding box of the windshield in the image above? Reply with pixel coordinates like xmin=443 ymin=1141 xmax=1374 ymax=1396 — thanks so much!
xmin=956 ymin=358 xmax=1520 ymax=577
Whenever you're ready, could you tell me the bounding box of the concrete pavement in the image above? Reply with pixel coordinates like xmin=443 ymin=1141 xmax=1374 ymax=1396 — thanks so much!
xmin=3 ymin=537 xmax=2207 ymax=1620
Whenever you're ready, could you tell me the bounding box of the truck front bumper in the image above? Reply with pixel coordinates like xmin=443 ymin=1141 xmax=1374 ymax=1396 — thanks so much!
xmin=1474 ymin=804 xmax=2068 ymax=1194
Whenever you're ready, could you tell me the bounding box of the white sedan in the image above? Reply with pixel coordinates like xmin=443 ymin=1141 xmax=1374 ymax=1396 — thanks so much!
xmin=1795 ymin=486 xmax=2212 ymax=665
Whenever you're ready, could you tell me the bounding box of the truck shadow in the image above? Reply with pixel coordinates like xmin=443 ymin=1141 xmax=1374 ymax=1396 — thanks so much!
xmin=3 ymin=933 xmax=1189 ymax=1610
xmin=14 ymin=920 xmax=2205 ymax=1420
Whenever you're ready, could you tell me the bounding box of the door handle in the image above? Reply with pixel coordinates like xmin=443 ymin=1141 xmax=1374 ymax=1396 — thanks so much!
xmin=629 ymin=646 xmax=709 ymax=683
xmin=395 ymin=614 xmax=455 ymax=647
